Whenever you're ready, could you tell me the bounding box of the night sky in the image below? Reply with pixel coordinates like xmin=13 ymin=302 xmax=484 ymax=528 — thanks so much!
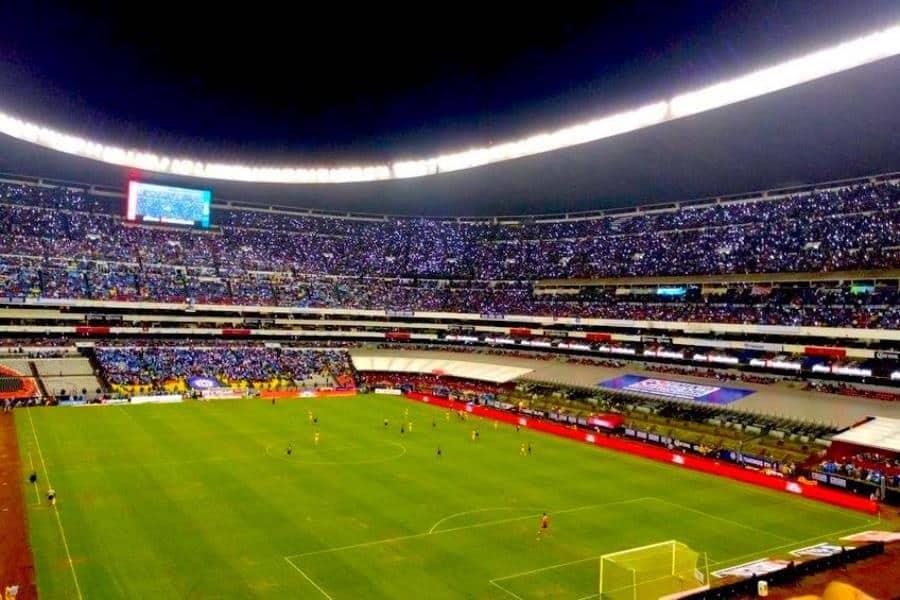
xmin=0 ymin=1 xmax=898 ymax=215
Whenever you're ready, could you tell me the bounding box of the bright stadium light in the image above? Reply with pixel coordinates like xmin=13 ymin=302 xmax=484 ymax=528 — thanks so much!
xmin=670 ymin=25 xmax=900 ymax=118
xmin=0 ymin=24 xmax=898 ymax=184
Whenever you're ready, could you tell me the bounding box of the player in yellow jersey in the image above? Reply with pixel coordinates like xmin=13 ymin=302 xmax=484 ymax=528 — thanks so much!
xmin=314 ymin=432 xmax=320 ymax=445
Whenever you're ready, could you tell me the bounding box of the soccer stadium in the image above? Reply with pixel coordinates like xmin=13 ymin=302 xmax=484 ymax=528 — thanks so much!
xmin=1 ymin=5 xmax=900 ymax=599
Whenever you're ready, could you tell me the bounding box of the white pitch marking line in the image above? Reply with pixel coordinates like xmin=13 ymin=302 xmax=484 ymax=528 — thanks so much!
xmin=288 ymin=497 xmax=653 ymax=560
xmin=490 ymin=579 xmax=527 ymax=600
xmin=491 ymin=554 xmax=603 ymax=583
xmin=284 ymin=557 xmax=334 ymax=600
xmin=486 ymin=515 xmax=883 ymax=597
xmin=646 ymin=497 xmax=793 ymax=542
xmin=707 ymin=518 xmax=883 ymax=568
xmin=27 ymin=450 xmax=41 ymax=505
xmin=28 ymin=408 xmax=84 ymax=600
xmin=428 ymin=507 xmax=520 ymax=534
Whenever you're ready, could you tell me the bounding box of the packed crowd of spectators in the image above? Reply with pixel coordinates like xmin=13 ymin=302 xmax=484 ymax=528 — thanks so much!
xmin=95 ymin=347 xmax=354 ymax=390
xmin=818 ymin=452 xmax=900 ymax=489
xmin=804 ymin=381 xmax=900 ymax=402
xmin=0 ymin=180 xmax=898 ymax=327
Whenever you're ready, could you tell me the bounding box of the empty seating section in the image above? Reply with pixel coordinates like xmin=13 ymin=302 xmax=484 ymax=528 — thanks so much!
xmin=41 ymin=376 xmax=102 ymax=398
xmin=0 ymin=359 xmax=34 ymax=376
xmin=33 ymin=358 xmax=94 ymax=377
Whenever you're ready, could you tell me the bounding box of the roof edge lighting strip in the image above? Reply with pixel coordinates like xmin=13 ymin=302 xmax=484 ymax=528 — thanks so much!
xmin=0 ymin=25 xmax=898 ymax=184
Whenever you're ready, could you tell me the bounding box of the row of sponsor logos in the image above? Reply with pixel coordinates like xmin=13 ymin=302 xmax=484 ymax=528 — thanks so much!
xmin=199 ymin=388 xmax=244 ymax=400
xmin=373 ymin=388 xmax=403 ymax=395
xmin=66 ymin=388 xmax=357 ymax=406
xmin=63 ymin=394 xmax=183 ymax=406
xmin=624 ymin=428 xmax=782 ymax=470
xmin=811 ymin=471 xmax=848 ymax=488
xmin=712 ymin=531 xmax=900 ymax=580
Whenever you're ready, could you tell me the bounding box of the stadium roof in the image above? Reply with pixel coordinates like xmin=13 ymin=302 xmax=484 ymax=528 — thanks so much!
xmin=0 ymin=12 xmax=898 ymax=215
xmin=832 ymin=417 xmax=900 ymax=454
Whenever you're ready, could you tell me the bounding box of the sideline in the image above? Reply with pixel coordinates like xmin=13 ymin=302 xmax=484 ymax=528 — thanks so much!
xmin=27 ymin=408 xmax=84 ymax=600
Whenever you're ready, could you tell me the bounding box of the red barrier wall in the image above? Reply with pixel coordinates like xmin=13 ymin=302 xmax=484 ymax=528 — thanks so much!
xmin=385 ymin=332 xmax=411 ymax=341
xmin=585 ymin=332 xmax=612 ymax=342
xmin=805 ymin=346 xmax=847 ymax=359
xmin=509 ymin=328 xmax=532 ymax=337
xmin=403 ymin=392 xmax=877 ymax=514
xmin=75 ymin=326 xmax=110 ymax=336
xmin=221 ymin=328 xmax=252 ymax=337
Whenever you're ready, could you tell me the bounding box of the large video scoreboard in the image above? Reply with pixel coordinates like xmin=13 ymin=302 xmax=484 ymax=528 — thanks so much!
xmin=126 ymin=181 xmax=212 ymax=228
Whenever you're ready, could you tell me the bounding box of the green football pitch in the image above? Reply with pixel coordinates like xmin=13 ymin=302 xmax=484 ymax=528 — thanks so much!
xmin=16 ymin=394 xmax=879 ymax=599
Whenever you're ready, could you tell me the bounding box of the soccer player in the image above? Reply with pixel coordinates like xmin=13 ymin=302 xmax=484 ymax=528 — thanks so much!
xmin=400 ymin=425 xmax=405 ymax=434
xmin=314 ymin=432 xmax=320 ymax=445
xmin=432 ymin=418 xmax=436 ymax=428
xmin=286 ymin=443 xmax=293 ymax=456
xmin=475 ymin=429 xmax=480 ymax=440
xmin=493 ymin=421 xmax=498 ymax=431
xmin=520 ymin=443 xmax=526 ymax=456
xmin=384 ymin=418 xmax=389 ymax=428
xmin=28 ymin=471 xmax=37 ymax=485
xmin=537 ymin=513 xmax=549 ymax=539
xmin=313 ymin=415 xmax=318 ymax=425
xmin=527 ymin=442 xmax=532 ymax=455
xmin=436 ymin=446 xmax=442 ymax=457
xmin=471 ymin=430 xmax=477 ymax=441
xmin=307 ymin=410 xmax=313 ymax=423
xmin=408 ymin=421 xmax=413 ymax=432
xmin=47 ymin=488 xmax=56 ymax=506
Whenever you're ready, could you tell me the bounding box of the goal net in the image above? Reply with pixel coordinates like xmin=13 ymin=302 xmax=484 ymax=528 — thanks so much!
xmin=599 ymin=540 xmax=709 ymax=600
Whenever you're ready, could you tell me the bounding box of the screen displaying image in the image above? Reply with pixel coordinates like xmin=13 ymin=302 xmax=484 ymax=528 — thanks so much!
xmin=126 ymin=181 xmax=212 ymax=228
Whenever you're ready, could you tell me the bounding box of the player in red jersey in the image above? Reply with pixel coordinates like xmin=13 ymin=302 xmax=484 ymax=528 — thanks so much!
xmin=537 ymin=512 xmax=549 ymax=539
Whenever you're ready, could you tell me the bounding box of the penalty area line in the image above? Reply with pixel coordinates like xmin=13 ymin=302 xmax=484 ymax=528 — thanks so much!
xmin=490 ymin=579 xmax=527 ymax=600
xmin=707 ymin=517 xmax=884 ymax=569
xmin=287 ymin=497 xmax=653 ymax=560
xmin=487 ymin=517 xmax=883 ymax=599
xmin=646 ymin=497 xmax=792 ymax=542
xmin=284 ymin=557 xmax=334 ymax=600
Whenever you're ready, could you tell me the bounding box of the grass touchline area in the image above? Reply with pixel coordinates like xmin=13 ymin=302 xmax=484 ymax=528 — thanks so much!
xmin=16 ymin=394 xmax=881 ymax=599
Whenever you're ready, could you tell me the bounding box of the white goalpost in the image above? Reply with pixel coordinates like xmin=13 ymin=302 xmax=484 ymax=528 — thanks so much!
xmin=599 ymin=540 xmax=709 ymax=600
